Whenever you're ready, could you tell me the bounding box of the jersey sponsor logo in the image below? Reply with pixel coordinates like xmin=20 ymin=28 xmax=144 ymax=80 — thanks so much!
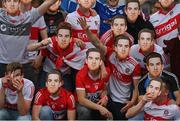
xmin=0 ymin=21 xmax=31 ymax=36
xmin=155 ymin=16 xmax=178 ymax=38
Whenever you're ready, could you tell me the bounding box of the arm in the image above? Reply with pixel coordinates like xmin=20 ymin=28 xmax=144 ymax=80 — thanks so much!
xmin=32 ymin=105 xmax=42 ymax=121
xmin=174 ymin=90 xmax=180 ymax=105
xmin=76 ymin=90 xmax=111 ymax=117
xmin=67 ymin=110 xmax=76 ymax=121
xmin=77 ymin=17 xmax=107 ymax=55
xmin=26 ymin=38 xmax=51 ymax=51
xmin=37 ymin=0 xmax=59 ymax=16
xmin=126 ymin=98 xmax=146 ymax=118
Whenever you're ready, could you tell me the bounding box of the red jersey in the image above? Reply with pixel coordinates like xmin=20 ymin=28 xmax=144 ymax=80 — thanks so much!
xmin=34 ymin=87 xmax=75 ymax=119
xmin=76 ymin=65 xmax=110 ymax=103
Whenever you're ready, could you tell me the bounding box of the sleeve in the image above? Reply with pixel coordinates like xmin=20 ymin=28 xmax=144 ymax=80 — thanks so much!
xmin=29 ymin=7 xmax=41 ymax=24
xmin=168 ymin=75 xmax=179 ymax=92
xmin=132 ymin=64 xmax=141 ymax=80
xmin=33 ymin=91 xmax=44 ymax=105
xmin=76 ymin=70 xmax=86 ymax=91
xmin=23 ymin=83 xmax=35 ymax=101
xmin=67 ymin=93 xmax=76 ymax=110
xmin=106 ymin=47 xmax=113 ymax=59
xmin=38 ymin=16 xmax=47 ymax=30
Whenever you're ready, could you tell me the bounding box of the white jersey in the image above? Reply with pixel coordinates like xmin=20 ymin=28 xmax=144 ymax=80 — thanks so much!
xmin=0 ymin=78 xmax=34 ymax=110
xmin=65 ymin=8 xmax=100 ymax=42
xmin=144 ymin=101 xmax=180 ymax=121
xmin=150 ymin=3 xmax=180 ymax=47
xmin=130 ymin=44 xmax=169 ymax=71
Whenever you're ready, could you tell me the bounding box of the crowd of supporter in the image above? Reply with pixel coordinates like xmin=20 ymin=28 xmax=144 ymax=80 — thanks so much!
xmin=0 ymin=0 xmax=179 ymax=120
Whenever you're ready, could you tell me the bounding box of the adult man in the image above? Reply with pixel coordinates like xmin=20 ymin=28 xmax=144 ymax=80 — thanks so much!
xmin=150 ymin=0 xmax=180 ymax=85
xmin=37 ymin=22 xmax=88 ymax=91
xmin=0 ymin=0 xmax=58 ymax=79
xmin=0 ymin=62 xmax=35 ymax=120
xmin=126 ymin=77 xmax=180 ymax=120
xmin=78 ymin=17 xmax=141 ymax=119
xmin=125 ymin=0 xmax=154 ymax=44
xmin=138 ymin=52 xmax=180 ymax=105
xmin=130 ymin=29 xmax=169 ymax=75
xmin=65 ymin=0 xmax=100 ymax=43
xmin=100 ymin=15 xmax=134 ymax=49
xmin=76 ymin=48 xmax=112 ymax=120
xmin=32 ymin=70 xmax=76 ymax=120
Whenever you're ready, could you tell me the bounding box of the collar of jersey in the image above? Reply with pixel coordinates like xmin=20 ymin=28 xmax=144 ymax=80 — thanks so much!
xmin=159 ymin=4 xmax=175 ymax=15
xmin=77 ymin=8 xmax=92 ymax=18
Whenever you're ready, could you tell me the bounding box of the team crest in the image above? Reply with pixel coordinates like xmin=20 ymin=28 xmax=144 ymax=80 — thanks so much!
xmin=163 ymin=110 xmax=169 ymax=116
xmin=125 ymin=68 xmax=130 ymax=73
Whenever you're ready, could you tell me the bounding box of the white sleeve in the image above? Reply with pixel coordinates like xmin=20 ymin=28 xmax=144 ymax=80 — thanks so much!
xmin=23 ymin=83 xmax=35 ymax=101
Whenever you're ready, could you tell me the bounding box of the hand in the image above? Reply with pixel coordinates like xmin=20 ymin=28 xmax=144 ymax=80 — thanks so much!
xmin=98 ymin=106 xmax=112 ymax=118
xmin=143 ymin=92 xmax=154 ymax=102
xmin=97 ymin=96 xmax=108 ymax=106
xmin=32 ymin=55 xmax=43 ymax=69
xmin=120 ymin=101 xmax=134 ymax=113
xmin=12 ymin=76 xmax=24 ymax=92
xmin=74 ymin=38 xmax=85 ymax=48
xmin=40 ymin=38 xmax=52 ymax=47
xmin=77 ymin=17 xmax=90 ymax=30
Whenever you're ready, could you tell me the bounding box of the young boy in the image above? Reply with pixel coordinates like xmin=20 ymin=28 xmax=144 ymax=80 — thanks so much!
xmin=32 ymin=70 xmax=76 ymax=120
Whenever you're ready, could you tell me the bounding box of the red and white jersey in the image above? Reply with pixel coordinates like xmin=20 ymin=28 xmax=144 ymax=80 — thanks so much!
xmin=25 ymin=7 xmax=47 ymax=60
xmin=106 ymin=48 xmax=141 ymax=103
xmin=144 ymin=101 xmax=180 ymax=121
xmin=76 ymin=65 xmax=110 ymax=103
xmin=65 ymin=8 xmax=100 ymax=42
xmin=34 ymin=87 xmax=75 ymax=120
xmin=0 ymin=78 xmax=34 ymax=110
xmin=130 ymin=44 xmax=169 ymax=75
xmin=100 ymin=29 xmax=134 ymax=48
xmin=150 ymin=3 xmax=180 ymax=47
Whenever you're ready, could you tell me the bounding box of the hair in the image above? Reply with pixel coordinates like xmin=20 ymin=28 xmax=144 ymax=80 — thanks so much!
xmin=86 ymin=48 xmax=102 ymax=59
xmin=46 ymin=69 xmax=62 ymax=82
xmin=114 ymin=34 xmax=132 ymax=47
xmin=149 ymin=77 xmax=163 ymax=90
xmin=56 ymin=22 xmax=72 ymax=36
xmin=3 ymin=0 xmax=20 ymax=3
xmin=144 ymin=52 xmax=163 ymax=65
xmin=6 ymin=62 xmax=23 ymax=74
xmin=125 ymin=0 xmax=140 ymax=10
xmin=138 ymin=28 xmax=156 ymax=41
xmin=109 ymin=15 xmax=127 ymax=26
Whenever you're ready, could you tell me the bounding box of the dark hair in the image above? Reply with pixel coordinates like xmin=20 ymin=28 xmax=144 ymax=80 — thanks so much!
xmin=126 ymin=0 xmax=140 ymax=10
xmin=149 ymin=77 xmax=163 ymax=90
xmin=56 ymin=22 xmax=72 ymax=36
xmin=114 ymin=34 xmax=132 ymax=47
xmin=144 ymin=52 xmax=163 ymax=65
xmin=138 ymin=28 xmax=155 ymax=41
xmin=109 ymin=15 xmax=127 ymax=26
xmin=46 ymin=69 xmax=62 ymax=82
xmin=86 ymin=48 xmax=102 ymax=59
xmin=6 ymin=62 xmax=23 ymax=74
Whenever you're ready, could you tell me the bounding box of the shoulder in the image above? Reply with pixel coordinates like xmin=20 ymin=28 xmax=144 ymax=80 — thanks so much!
xmin=128 ymin=56 xmax=139 ymax=65
xmin=23 ymin=78 xmax=34 ymax=88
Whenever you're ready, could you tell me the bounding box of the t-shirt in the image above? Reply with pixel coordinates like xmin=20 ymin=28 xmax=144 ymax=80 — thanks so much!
xmin=130 ymin=44 xmax=169 ymax=75
xmin=34 ymin=87 xmax=75 ymax=120
xmin=0 ymin=8 xmax=40 ymax=64
xmin=0 ymin=78 xmax=34 ymax=110
xmin=144 ymin=101 xmax=180 ymax=121
xmin=65 ymin=8 xmax=100 ymax=42
xmin=76 ymin=65 xmax=110 ymax=103
xmin=106 ymin=48 xmax=141 ymax=103
xmin=149 ymin=3 xmax=180 ymax=47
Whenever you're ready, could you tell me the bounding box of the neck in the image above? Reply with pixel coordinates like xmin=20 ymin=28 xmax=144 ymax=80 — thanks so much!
xmin=79 ymin=6 xmax=90 ymax=16
xmin=154 ymin=95 xmax=168 ymax=105
xmin=89 ymin=69 xmax=100 ymax=78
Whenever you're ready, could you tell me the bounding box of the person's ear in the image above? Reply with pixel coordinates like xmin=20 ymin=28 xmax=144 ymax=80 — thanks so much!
xmin=59 ymin=80 xmax=64 ymax=87
xmin=85 ymin=59 xmax=88 ymax=65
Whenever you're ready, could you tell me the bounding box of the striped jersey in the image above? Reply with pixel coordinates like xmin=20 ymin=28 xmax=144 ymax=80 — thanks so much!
xmin=106 ymin=48 xmax=141 ymax=103
xmin=65 ymin=8 xmax=100 ymax=42
xmin=150 ymin=3 xmax=180 ymax=47
xmin=0 ymin=8 xmax=40 ymax=64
